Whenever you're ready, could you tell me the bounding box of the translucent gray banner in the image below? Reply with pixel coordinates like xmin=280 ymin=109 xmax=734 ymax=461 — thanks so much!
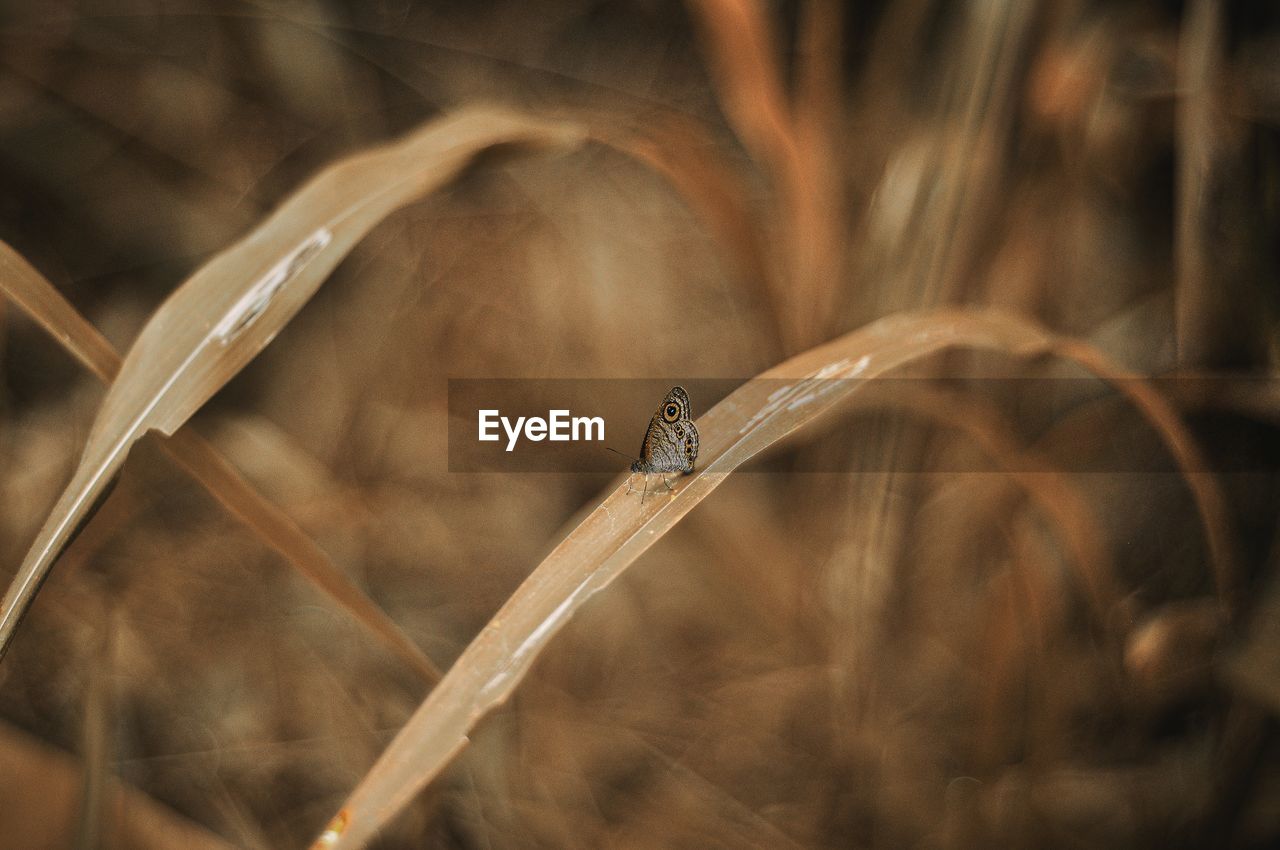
xmin=446 ymin=378 xmax=1280 ymax=473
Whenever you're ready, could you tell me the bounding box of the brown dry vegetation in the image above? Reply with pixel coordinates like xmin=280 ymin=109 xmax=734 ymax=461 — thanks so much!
xmin=1 ymin=1 xmax=1278 ymax=848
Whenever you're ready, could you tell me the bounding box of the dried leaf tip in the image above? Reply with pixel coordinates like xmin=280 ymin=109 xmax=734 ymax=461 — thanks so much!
xmin=311 ymin=810 xmax=350 ymax=849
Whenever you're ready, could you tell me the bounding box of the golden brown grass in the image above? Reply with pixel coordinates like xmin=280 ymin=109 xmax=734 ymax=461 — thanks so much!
xmin=0 ymin=1 xmax=1277 ymax=848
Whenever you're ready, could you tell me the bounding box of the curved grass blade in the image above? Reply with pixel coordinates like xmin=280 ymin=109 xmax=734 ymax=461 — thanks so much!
xmin=1053 ymin=339 xmax=1236 ymax=610
xmin=310 ymin=307 xmax=1230 ymax=849
xmin=842 ymin=382 xmax=1116 ymax=622
xmin=0 ymin=233 xmax=443 ymax=685
xmin=0 ymin=240 xmax=441 ymax=682
xmin=0 ymin=108 xmax=584 ymax=663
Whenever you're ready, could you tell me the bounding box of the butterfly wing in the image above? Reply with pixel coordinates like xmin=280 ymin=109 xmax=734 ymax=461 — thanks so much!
xmin=635 ymin=386 xmax=697 ymax=474
xmin=681 ymin=419 xmax=699 ymax=473
xmin=633 ymin=414 xmax=661 ymax=472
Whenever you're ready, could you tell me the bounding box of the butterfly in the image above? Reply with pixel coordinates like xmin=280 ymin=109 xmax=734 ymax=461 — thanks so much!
xmin=611 ymin=386 xmax=699 ymax=502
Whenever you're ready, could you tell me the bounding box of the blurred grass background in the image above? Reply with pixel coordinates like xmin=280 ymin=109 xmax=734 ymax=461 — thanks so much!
xmin=1 ymin=0 xmax=1279 ymax=847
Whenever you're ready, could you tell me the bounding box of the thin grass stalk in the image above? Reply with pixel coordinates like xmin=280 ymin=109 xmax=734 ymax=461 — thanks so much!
xmin=1175 ymin=0 xmax=1222 ymax=365
xmin=794 ymin=0 xmax=847 ymax=338
xmin=683 ymin=0 xmax=813 ymax=349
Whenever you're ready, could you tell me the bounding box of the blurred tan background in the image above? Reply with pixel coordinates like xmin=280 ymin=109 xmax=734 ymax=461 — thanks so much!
xmin=1 ymin=1 xmax=1279 ymax=847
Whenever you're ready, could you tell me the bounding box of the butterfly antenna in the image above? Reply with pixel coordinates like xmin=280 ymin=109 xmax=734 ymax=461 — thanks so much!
xmin=605 ymin=446 xmax=638 ymax=461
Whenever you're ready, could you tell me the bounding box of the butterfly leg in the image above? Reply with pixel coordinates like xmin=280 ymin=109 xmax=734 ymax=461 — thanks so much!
xmin=661 ymin=474 xmax=674 ymax=493
xmin=624 ymin=473 xmax=634 ymax=495
xmin=641 ymin=473 xmax=649 ymax=504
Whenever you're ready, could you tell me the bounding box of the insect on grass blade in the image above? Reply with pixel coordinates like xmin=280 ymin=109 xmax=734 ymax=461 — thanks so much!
xmin=309 ymin=308 xmax=1229 ymax=850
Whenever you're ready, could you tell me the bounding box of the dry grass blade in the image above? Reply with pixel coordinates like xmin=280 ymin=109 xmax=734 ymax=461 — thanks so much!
xmin=1054 ymin=340 xmax=1236 ymax=610
xmin=0 ymin=108 xmax=585 ymax=663
xmin=683 ymin=0 xmax=817 ymax=347
xmin=310 ymin=307 xmax=1226 ymax=849
xmin=683 ymin=0 xmax=798 ymax=184
xmin=0 ymin=245 xmax=120 ymax=382
xmin=844 ymin=383 xmax=1116 ymax=624
xmin=792 ymin=0 xmax=846 ymax=333
xmin=1175 ymin=0 xmax=1222 ymax=365
xmin=0 ymin=239 xmax=441 ymax=682
xmin=74 ymin=612 xmax=114 ymax=850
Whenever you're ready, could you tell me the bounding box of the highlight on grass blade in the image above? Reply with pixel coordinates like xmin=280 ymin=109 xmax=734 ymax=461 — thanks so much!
xmin=309 ymin=307 xmax=1230 ymax=849
xmin=0 ymin=107 xmax=584 ymax=663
